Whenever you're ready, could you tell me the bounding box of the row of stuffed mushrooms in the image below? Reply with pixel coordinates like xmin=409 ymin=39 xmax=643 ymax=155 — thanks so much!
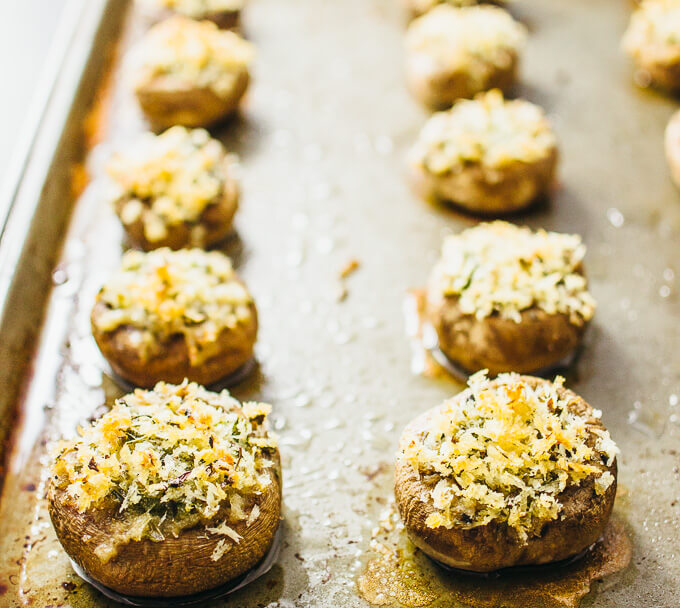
xmin=395 ymin=0 xmax=622 ymax=585
xmin=49 ymin=0 xmax=284 ymax=600
xmin=45 ymin=0 xmax=624 ymax=601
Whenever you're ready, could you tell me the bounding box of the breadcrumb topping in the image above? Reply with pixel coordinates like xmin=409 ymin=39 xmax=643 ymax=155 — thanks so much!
xmin=51 ymin=381 xmax=276 ymax=527
xmin=399 ymin=372 xmax=618 ymax=541
xmin=93 ymin=249 xmax=253 ymax=364
xmin=108 ymin=127 xmax=232 ymax=245
xmin=624 ymin=0 xmax=680 ymax=51
xmin=412 ymin=90 xmax=556 ymax=173
xmin=158 ymin=0 xmax=244 ymax=18
xmin=406 ymin=5 xmax=526 ymax=73
xmin=134 ymin=16 xmax=254 ymax=98
xmin=430 ymin=221 xmax=596 ymax=324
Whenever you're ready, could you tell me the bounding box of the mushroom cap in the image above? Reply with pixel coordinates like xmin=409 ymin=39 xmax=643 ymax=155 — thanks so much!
xmin=92 ymin=297 xmax=257 ymax=388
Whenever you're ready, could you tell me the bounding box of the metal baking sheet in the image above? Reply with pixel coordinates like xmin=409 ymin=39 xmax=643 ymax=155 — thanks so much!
xmin=0 ymin=0 xmax=679 ymax=606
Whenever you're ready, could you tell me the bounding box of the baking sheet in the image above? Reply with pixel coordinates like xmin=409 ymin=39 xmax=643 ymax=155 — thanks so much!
xmin=0 ymin=0 xmax=679 ymax=606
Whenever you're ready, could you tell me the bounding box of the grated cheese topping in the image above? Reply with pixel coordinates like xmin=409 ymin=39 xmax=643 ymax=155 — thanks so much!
xmin=93 ymin=248 xmax=254 ymax=365
xmin=158 ymin=0 xmax=245 ymax=18
xmin=624 ymin=0 xmax=680 ymax=52
xmin=108 ymin=127 xmax=231 ymax=245
xmin=406 ymin=5 xmax=526 ymax=72
xmin=430 ymin=221 xmax=596 ymax=324
xmin=51 ymin=381 xmax=277 ymax=529
xmin=399 ymin=372 xmax=618 ymax=541
xmin=412 ymin=90 xmax=556 ymax=173
xmin=134 ymin=16 xmax=254 ymax=98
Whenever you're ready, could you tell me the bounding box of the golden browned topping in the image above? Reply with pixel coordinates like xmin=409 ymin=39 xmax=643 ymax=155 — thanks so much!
xmin=108 ymin=127 xmax=231 ymax=245
xmin=399 ymin=372 xmax=617 ymax=541
xmin=624 ymin=0 xmax=680 ymax=51
xmin=431 ymin=221 xmax=596 ymax=324
xmin=406 ymin=5 xmax=526 ymax=72
xmin=412 ymin=90 xmax=556 ymax=173
xmin=93 ymin=249 xmax=253 ymax=364
xmin=51 ymin=381 xmax=276 ymax=524
xmin=134 ymin=16 xmax=254 ymax=97
xmin=158 ymin=0 xmax=244 ymax=18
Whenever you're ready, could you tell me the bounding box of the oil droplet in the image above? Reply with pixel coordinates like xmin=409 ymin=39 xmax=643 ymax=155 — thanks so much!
xmin=291 ymin=212 xmax=309 ymax=231
xmin=52 ymin=268 xmax=68 ymax=285
xmin=286 ymin=249 xmax=305 ymax=268
xmin=606 ymin=208 xmax=625 ymax=228
xmin=311 ymin=182 xmax=332 ymax=201
xmin=316 ymin=236 xmax=335 ymax=254
xmin=273 ymin=129 xmax=292 ymax=148
xmin=375 ymin=135 xmax=394 ymax=156
xmin=303 ymin=143 xmax=323 ymax=162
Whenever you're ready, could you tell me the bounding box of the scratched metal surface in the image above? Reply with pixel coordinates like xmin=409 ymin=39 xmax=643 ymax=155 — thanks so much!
xmin=0 ymin=0 xmax=679 ymax=606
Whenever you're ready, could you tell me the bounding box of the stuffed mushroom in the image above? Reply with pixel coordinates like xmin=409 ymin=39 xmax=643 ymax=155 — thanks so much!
xmin=395 ymin=371 xmax=618 ymax=572
xmin=48 ymin=381 xmax=281 ymax=597
xmin=154 ymin=0 xmax=246 ymax=29
xmin=91 ymin=248 xmax=257 ymax=388
xmin=405 ymin=5 xmax=526 ymax=108
xmin=623 ymin=0 xmax=680 ymax=91
xmin=426 ymin=222 xmax=596 ymax=375
xmin=409 ymin=90 xmax=558 ymax=214
xmin=131 ymin=16 xmax=254 ymax=130
xmin=107 ymin=126 xmax=239 ymax=251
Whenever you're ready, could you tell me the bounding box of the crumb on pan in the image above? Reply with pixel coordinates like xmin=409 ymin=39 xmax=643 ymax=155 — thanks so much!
xmin=93 ymin=248 xmax=254 ymax=365
xmin=430 ymin=221 xmax=596 ymax=324
xmin=133 ymin=16 xmax=254 ymax=98
xmin=406 ymin=5 xmax=526 ymax=73
xmin=398 ymin=372 xmax=618 ymax=541
xmin=339 ymin=258 xmax=361 ymax=279
xmin=51 ymin=381 xmax=276 ymax=549
xmin=411 ymin=90 xmax=557 ymax=174
xmin=108 ymin=127 xmax=232 ymax=244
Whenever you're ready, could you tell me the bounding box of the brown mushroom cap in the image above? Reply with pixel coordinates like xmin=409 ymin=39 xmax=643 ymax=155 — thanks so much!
xmin=135 ymin=69 xmax=250 ymax=131
xmin=426 ymin=282 xmax=586 ymax=375
xmin=204 ymin=9 xmax=241 ymax=30
xmin=394 ymin=376 xmax=617 ymax=572
xmin=91 ymin=297 xmax=257 ymax=388
xmin=405 ymin=48 xmax=519 ymax=109
xmin=48 ymin=454 xmax=281 ymax=597
xmin=114 ymin=157 xmax=240 ymax=251
xmin=410 ymin=147 xmax=557 ymax=215
xmin=167 ymin=9 xmax=241 ymax=30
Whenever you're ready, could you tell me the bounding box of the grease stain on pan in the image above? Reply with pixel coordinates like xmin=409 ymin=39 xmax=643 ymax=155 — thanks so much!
xmin=403 ymin=289 xmax=462 ymax=383
xmin=357 ymin=509 xmax=632 ymax=608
